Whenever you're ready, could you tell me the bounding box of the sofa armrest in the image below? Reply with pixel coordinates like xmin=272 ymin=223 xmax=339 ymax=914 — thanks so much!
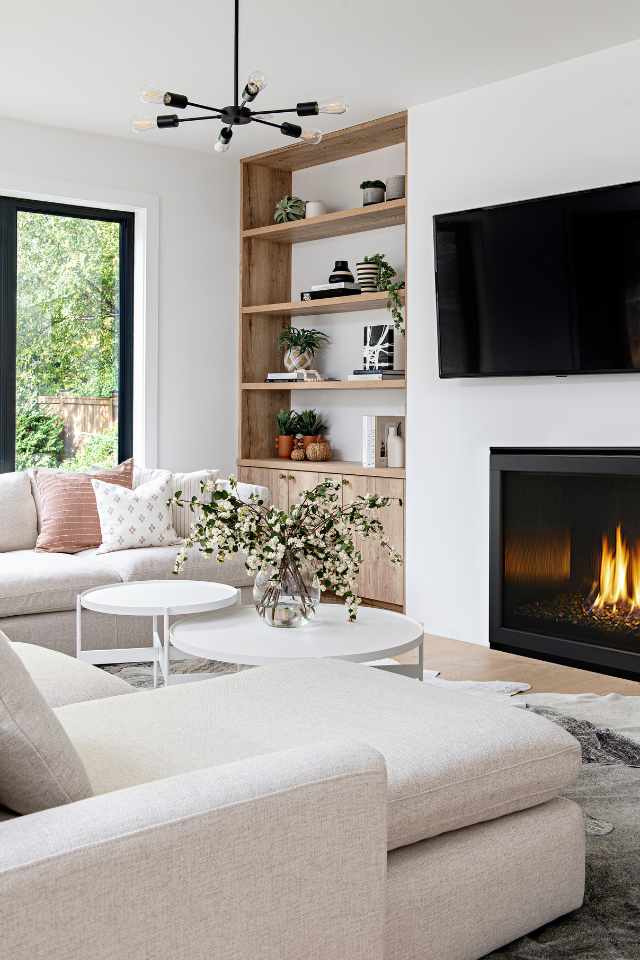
xmin=0 ymin=739 xmax=386 ymax=960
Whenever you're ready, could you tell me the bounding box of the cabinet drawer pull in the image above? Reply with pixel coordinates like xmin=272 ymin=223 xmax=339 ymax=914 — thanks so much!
xmin=288 ymin=474 xmax=295 ymax=480
xmin=279 ymin=473 xmax=286 ymax=480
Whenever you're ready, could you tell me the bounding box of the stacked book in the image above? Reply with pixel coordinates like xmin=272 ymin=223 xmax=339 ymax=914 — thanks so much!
xmin=301 ymin=282 xmax=361 ymax=302
xmin=348 ymin=368 xmax=405 ymax=382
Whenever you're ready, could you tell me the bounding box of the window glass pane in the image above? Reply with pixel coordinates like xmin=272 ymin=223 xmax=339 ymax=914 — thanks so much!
xmin=15 ymin=212 xmax=120 ymax=470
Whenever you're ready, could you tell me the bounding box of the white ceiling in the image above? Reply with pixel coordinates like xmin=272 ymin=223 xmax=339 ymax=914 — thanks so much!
xmin=2 ymin=0 xmax=640 ymax=157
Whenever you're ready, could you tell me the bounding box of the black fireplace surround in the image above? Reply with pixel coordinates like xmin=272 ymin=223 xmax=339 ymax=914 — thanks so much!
xmin=490 ymin=448 xmax=640 ymax=680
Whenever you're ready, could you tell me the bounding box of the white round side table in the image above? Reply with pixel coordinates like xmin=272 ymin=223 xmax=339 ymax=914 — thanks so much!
xmin=170 ymin=603 xmax=425 ymax=680
xmin=77 ymin=580 xmax=239 ymax=687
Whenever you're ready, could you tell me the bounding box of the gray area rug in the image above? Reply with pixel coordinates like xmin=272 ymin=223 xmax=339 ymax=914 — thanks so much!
xmin=487 ymin=693 xmax=640 ymax=959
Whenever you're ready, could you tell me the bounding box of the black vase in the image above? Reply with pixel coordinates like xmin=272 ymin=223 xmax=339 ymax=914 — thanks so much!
xmin=329 ymin=260 xmax=354 ymax=284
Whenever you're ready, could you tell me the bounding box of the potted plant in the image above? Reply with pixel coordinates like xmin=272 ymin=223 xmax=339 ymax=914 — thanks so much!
xmin=278 ymin=326 xmax=330 ymax=371
xmin=356 ymin=253 xmax=405 ymax=334
xmin=172 ymin=476 xmax=402 ymax=625
xmin=274 ymin=195 xmax=306 ymax=223
xmin=275 ymin=409 xmax=298 ymax=459
xmin=296 ymin=409 xmax=327 ymax=451
xmin=360 ymin=179 xmax=386 ymax=206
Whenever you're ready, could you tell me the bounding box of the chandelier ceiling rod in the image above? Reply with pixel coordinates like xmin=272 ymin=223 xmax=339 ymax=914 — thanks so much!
xmin=132 ymin=0 xmax=348 ymax=152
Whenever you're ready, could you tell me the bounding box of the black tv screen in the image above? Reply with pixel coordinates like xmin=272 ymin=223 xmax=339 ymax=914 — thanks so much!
xmin=434 ymin=181 xmax=640 ymax=377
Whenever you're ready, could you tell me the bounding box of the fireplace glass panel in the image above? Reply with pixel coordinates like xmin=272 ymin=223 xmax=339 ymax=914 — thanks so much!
xmin=503 ymin=471 xmax=640 ymax=654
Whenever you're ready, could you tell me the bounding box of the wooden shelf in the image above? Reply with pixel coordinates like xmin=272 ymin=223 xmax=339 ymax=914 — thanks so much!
xmin=242 ymin=111 xmax=407 ymax=172
xmin=241 ymin=379 xmax=406 ymax=391
xmin=242 ymin=289 xmax=403 ymax=317
xmin=238 ymin=458 xmax=405 ymax=480
xmin=242 ymin=199 xmax=406 ymax=244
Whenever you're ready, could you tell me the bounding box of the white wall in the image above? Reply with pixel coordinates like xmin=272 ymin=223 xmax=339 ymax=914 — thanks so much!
xmin=407 ymin=39 xmax=640 ymax=645
xmin=292 ymin=146 xmax=406 ymax=460
xmin=0 ymin=117 xmax=238 ymax=473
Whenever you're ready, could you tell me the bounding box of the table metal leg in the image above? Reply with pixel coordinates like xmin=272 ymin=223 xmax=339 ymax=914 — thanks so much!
xmin=163 ymin=612 xmax=170 ymax=686
xmin=76 ymin=595 xmax=82 ymax=659
xmin=152 ymin=615 xmax=159 ymax=688
xmin=418 ymin=635 xmax=424 ymax=682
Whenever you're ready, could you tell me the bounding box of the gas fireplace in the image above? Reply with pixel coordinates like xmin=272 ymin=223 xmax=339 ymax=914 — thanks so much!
xmin=490 ymin=448 xmax=640 ymax=679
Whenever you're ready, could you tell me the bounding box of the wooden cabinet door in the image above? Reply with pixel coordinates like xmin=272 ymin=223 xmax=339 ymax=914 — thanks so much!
xmin=287 ymin=470 xmax=320 ymax=506
xmin=237 ymin=467 xmax=288 ymax=510
xmin=342 ymin=475 xmax=405 ymax=606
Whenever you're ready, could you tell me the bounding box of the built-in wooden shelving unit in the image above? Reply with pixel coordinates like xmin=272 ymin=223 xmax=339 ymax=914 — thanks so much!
xmin=238 ymin=111 xmax=408 ymax=608
xmin=241 ymin=380 xmax=406 ymax=391
xmin=243 ymin=290 xmax=403 ymax=317
xmin=238 ymin=458 xmax=405 ymax=480
xmin=242 ymin=198 xmax=405 ymax=244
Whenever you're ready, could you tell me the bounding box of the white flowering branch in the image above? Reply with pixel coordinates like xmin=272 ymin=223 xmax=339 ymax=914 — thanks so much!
xmin=171 ymin=475 xmax=402 ymax=621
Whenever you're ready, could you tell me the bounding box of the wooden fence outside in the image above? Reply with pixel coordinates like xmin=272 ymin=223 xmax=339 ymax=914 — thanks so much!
xmin=38 ymin=394 xmax=118 ymax=457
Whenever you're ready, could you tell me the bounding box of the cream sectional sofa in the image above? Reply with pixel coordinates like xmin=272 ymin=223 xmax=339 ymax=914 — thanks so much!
xmin=0 ymin=644 xmax=585 ymax=960
xmin=0 ymin=470 xmax=265 ymax=656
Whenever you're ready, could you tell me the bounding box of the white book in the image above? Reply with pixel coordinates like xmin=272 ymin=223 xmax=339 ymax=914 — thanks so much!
xmin=362 ymin=416 xmax=376 ymax=469
xmin=311 ymin=281 xmax=360 ymax=291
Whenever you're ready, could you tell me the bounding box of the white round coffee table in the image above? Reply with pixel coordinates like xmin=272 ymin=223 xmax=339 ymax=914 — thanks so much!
xmin=170 ymin=604 xmax=425 ymax=680
xmin=76 ymin=580 xmax=239 ymax=687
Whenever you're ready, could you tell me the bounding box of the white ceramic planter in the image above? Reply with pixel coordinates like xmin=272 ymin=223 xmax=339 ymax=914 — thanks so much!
xmin=362 ymin=187 xmax=385 ymax=206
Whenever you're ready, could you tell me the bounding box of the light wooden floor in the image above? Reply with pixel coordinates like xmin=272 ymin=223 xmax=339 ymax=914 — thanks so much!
xmin=400 ymin=633 xmax=640 ymax=695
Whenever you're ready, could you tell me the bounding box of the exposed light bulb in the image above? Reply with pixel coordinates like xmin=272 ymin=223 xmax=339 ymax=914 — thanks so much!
xmin=318 ymin=97 xmax=348 ymax=115
xmin=299 ymin=128 xmax=323 ymax=145
xmin=242 ymin=70 xmax=268 ymax=101
xmin=214 ymin=126 xmax=233 ymax=153
xmin=131 ymin=118 xmax=155 ymax=132
xmin=140 ymin=90 xmax=165 ymax=105
xmin=247 ymin=70 xmax=267 ymax=92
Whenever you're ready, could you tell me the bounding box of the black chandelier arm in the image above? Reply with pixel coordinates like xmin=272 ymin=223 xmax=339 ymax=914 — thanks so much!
xmin=187 ymin=101 xmax=224 ymax=113
xmin=179 ymin=114 xmax=223 ymax=122
xmin=249 ymin=115 xmax=284 ymax=130
xmin=250 ymin=108 xmax=299 ymax=116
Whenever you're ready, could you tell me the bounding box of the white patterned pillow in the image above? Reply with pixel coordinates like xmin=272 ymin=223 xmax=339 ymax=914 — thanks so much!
xmin=92 ymin=475 xmax=182 ymax=554
xmin=132 ymin=467 xmax=219 ymax=538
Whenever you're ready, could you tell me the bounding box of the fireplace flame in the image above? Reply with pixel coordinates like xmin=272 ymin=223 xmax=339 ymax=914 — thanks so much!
xmin=592 ymin=525 xmax=640 ymax=611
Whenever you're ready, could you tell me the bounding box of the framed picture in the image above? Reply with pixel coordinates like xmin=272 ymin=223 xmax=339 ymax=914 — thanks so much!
xmin=363 ymin=323 xmax=394 ymax=369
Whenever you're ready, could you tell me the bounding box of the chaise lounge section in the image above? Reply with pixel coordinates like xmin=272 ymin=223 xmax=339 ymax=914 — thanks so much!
xmin=0 ymin=645 xmax=585 ymax=960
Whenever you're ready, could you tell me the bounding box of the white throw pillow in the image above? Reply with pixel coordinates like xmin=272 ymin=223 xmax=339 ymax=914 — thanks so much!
xmin=92 ymin=475 xmax=182 ymax=554
xmin=0 ymin=630 xmax=92 ymax=813
xmin=0 ymin=472 xmax=37 ymax=551
xmin=132 ymin=467 xmax=219 ymax=538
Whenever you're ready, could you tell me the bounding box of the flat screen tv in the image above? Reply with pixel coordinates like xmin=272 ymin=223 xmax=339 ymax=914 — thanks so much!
xmin=434 ymin=181 xmax=640 ymax=377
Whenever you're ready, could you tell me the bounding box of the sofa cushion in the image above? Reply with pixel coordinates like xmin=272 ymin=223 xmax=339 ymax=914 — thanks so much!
xmin=0 ymin=550 xmax=121 ymax=618
xmin=93 ymin=474 xmax=181 ymax=554
xmin=0 ymin=473 xmax=37 ymax=552
xmin=55 ymin=659 xmax=581 ymax=850
xmin=34 ymin=459 xmax=133 ymax=554
xmin=0 ymin=630 xmax=92 ymax=814
xmin=84 ymin=545 xmax=252 ymax=587
xmin=12 ymin=642 xmax=132 ymax=707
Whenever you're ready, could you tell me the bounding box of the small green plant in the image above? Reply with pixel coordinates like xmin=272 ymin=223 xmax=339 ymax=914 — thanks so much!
xmin=363 ymin=253 xmax=405 ymax=334
xmin=359 ymin=180 xmax=386 ymax=190
xmin=15 ymin=404 xmax=64 ymax=470
xmin=278 ymin=327 xmax=330 ymax=356
xmin=276 ymin=409 xmax=299 ymax=436
xmin=274 ymin=195 xmax=306 ymax=224
xmin=296 ymin=409 xmax=327 ymax=436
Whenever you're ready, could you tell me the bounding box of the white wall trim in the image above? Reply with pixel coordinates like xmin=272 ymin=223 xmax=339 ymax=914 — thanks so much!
xmin=0 ymin=171 xmax=159 ymax=467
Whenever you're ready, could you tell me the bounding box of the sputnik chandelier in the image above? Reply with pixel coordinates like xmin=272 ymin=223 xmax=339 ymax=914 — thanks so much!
xmin=132 ymin=0 xmax=347 ymax=152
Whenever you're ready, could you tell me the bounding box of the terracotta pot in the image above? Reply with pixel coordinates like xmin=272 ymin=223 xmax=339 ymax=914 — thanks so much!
xmin=302 ymin=434 xmax=321 ymax=451
xmin=276 ymin=435 xmax=295 ymax=459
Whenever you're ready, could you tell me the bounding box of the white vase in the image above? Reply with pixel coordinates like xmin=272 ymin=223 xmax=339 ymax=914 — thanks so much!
xmin=305 ymin=201 xmax=327 ymax=218
xmin=284 ymin=347 xmax=313 ymax=371
xmin=387 ymin=426 xmax=404 ymax=468
xmin=386 ymin=175 xmax=406 ymax=200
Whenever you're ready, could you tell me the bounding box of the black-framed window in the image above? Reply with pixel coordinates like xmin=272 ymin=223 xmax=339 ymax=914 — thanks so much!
xmin=0 ymin=197 xmax=134 ymax=473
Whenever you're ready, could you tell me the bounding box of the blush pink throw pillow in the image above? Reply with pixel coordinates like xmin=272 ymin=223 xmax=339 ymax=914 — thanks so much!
xmin=34 ymin=460 xmax=134 ymax=554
